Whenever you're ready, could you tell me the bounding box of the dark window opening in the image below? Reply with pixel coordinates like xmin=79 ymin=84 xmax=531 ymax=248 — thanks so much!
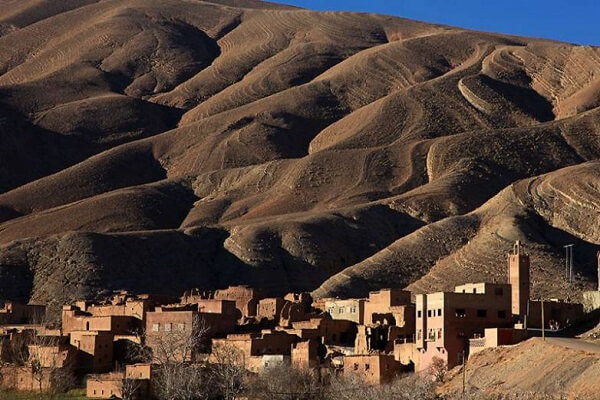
xmin=455 ymin=308 xmax=466 ymax=318
xmin=477 ymin=309 xmax=487 ymax=318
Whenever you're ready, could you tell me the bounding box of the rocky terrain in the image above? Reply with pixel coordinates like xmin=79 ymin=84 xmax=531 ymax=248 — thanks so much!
xmin=0 ymin=0 xmax=599 ymax=314
xmin=441 ymin=338 xmax=600 ymax=398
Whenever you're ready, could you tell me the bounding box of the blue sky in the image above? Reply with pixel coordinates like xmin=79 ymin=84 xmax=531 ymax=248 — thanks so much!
xmin=270 ymin=1 xmax=599 ymax=46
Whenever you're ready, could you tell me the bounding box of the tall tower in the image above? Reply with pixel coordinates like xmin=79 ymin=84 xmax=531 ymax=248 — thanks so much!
xmin=508 ymin=241 xmax=530 ymax=318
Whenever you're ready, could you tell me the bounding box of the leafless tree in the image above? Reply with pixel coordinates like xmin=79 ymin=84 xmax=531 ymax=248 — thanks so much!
xmin=208 ymin=342 xmax=246 ymax=400
xmin=120 ymin=377 xmax=143 ymax=400
xmin=27 ymin=333 xmax=75 ymax=399
xmin=248 ymin=363 xmax=324 ymax=400
xmin=429 ymin=356 xmax=447 ymax=383
xmin=327 ymin=372 xmax=438 ymax=400
xmin=127 ymin=315 xmax=211 ymax=400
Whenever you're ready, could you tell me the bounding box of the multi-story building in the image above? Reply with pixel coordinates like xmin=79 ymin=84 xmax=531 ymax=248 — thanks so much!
xmin=364 ymin=289 xmax=412 ymax=326
xmin=70 ymin=330 xmax=114 ymax=373
xmin=415 ymin=282 xmax=513 ymax=371
xmin=325 ymin=299 xmax=366 ymax=324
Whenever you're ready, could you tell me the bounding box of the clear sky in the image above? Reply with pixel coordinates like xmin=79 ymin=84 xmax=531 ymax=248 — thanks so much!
xmin=269 ymin=0 xmax=599 ymax=46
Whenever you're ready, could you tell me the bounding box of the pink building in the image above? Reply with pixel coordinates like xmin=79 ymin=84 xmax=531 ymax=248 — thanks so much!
xmin=415 ymin=282 xmax=513 ymax=371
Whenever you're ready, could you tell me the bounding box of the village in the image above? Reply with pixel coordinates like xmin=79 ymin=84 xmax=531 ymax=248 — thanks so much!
xmin=0 ymin=241 xmax=595 ymax=399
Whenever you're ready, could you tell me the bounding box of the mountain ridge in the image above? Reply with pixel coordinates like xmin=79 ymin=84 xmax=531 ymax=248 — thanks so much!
xmin=0 ymin=0 xmax=598 ymax=316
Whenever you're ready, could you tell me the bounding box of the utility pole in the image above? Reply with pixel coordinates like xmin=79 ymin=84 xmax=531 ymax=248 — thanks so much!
xmin=570 ymin=245 xmax=574 ymax=282
xmin=462 ymin=350 xmax=466 ymax=399
xmin=564 ymin=244 xmax=574 ymax=283
xmin=541 ymin=298 xmax=545 ymax=341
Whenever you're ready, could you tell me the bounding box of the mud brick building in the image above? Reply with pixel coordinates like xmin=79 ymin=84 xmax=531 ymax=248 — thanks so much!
xmin=343 ymin=354 xmax=403 ymax=385
xmin=415 ymin=282 xmax=513 ymax=371
xmin=214 ymin=286 xmax=262 ymax=319
xmin=364 ymin=289 xmax=413 ymax=326
xmin=291 ymin=339 xmax=321 ymax=369
xmin=70 ymin=331 xmax=114 ymax=373
xmin=211 ymin=331 xmax=300 ymax=372
xmin=325 ymin=299 xmax=365 ymax=324
xmin=257 ymin=298 xmax=286 ymax=321
xmin=0 ymin=302 xmax=45 ymax=325
xmin=62 ymin=305 xmax=140 ymax=335
xmin=86 ymin=363 xmax=151 ymax=399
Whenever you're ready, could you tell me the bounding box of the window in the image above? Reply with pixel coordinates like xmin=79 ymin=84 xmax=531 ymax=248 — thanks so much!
xmin=498 ymin=310 xmax=506 ymax=319
xmin=417 ymin=330 xmax=422 ymax=340
xmin=437 ymin=329 xmax=442 ymax=339
xmin=437 ymin=309 xmax=442 ymax=317
xmin=455 ymin=308 xmax=466 ymax=318
xmin=428 ymin=329 xmax=436 ymax=340
xmin=354 ymin=363 xmax=359 ymax=371
xmin=417 ymin=310 xmax=422 ymax=318
xmin=477 ymin=309 xmax=487 ymax=318
xmin=350 ymin=307 xmax=356 ymax=313
xmin=152 ymin=323 xmax=160 ymax=332
xmin=472 ymin=288 xmax=477 ymax=293
xmin=165 ymin=323 xmax=172 ymax=332
xmin=339 ymin=307 xmax=344 ymax=313
xmin=495 ymin=288 xmax=504 ymax=296
xmin=178 ymin=323 xmax=186 ymax=331
xmin=365 ymin=364 xmax=370 ymax=371
xmin=427 ymin=310 xmax=432 ymax=317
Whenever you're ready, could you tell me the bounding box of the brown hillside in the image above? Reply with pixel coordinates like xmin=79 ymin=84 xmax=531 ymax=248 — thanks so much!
xmin=440 ymin=338 xmax=600 ymax=398
xmin=0 ymin=0 xmax=599 ymax=312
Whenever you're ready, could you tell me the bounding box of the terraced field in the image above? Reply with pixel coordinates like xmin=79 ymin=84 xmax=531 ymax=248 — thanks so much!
xmin=0 ymin=0 xmax=599 ymax=316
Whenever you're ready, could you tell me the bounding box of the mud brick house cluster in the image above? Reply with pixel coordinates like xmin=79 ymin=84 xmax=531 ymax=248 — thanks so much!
xmin=0 ymin=242 xmax=589 ymax=398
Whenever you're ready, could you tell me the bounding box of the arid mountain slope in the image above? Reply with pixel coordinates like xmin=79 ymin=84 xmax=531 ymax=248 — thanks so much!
xmin=441 ymin=338 xmax=600 ymax=398
xmin=0 ymin=0 xmax=599 ymax=313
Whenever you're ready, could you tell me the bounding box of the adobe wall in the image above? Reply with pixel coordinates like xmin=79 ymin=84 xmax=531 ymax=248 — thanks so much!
xmin=70 ymin=331 xmax=114 ymax=373
xmin=86 ymin=375 xmax=123 ymax=399
xmin=364 ymin=289 xmax=411 ymax=325
xmin=257 ymin=298 xmax=286 ymax=321
xmin=0 ymin=303 xmax=45 ymax=325
xmin=527 ymin=300 xmax=584 ymax=329
xmin=214 ymin=286 xmax=260 ymax=317
xmin=291 ymin=339 xmax=319 ymax=369
xmin=126 ymin=364 xmax=152 ymax=380
xmin=344 ymin=354 xmax=400 ymax=385
xmin=325 ymin=299 xmax=365 ymax=324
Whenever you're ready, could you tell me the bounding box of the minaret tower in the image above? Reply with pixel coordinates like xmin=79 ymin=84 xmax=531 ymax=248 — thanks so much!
xmin=508 ymin=241 xmax=530 ymax=318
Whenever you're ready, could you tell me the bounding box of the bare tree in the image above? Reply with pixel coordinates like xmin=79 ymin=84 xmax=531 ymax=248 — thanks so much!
xmin=27 ymin=334 xmax=75 ymax=399
xmin=209 ymin=342 xmax=246 ymax=400
xmin=127 ymin=315 xmax=210 ymax=400
xmin=428 ymin=356 xmax=447 ymax=383
xmin=120 ymin=377 xmax=143 ymax=400
xmin=328 ymin=372 xmax=438 ymax=400
xmin=249 ymin=364 xmax=324 ymax=400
